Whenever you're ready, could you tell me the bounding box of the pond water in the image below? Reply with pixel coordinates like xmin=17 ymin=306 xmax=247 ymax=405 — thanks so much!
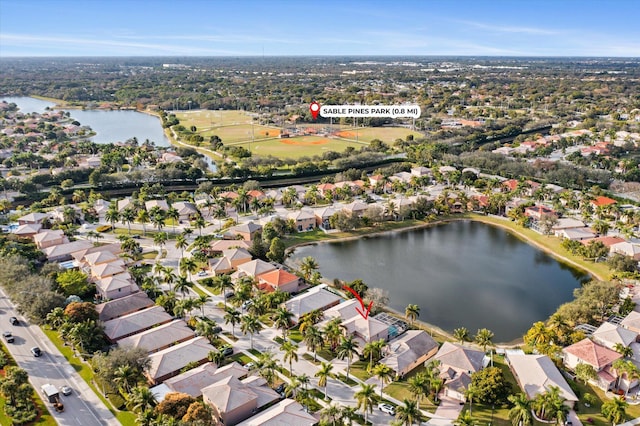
xmin=2 ymin=96 xmax=170 ymax=147
xmin=290 ymin=220 xmax=589 ymax=342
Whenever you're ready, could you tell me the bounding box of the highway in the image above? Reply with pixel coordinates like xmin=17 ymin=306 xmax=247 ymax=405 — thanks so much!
xmin=0 ymin=289 xmax=120 ymax=426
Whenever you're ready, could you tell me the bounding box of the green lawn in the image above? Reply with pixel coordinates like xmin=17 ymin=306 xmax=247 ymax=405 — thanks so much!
xmin=176 ymin=110 xmax=253 ymax=128
xmin=349 ymin=360 xmax=373 ymax=382
xmin=41 ymin=328 xmax=136 ymax=426
xmin=232 ymin=135 xmax=364 ymax=159
xmin=334 ymin=126 xmax=422 ymax=143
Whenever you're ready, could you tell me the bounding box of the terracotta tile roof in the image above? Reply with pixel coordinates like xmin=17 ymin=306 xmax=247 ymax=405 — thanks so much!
xmin=592 ymin=196 xmax=617 ymax=207
xmin=562 ymin=338 xmax=622 ymax=369
xmin=257 ymin=269 xmax=299 ymax=287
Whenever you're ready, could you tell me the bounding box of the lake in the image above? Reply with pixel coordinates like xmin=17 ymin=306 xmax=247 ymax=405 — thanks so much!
xmin=289 ymin=220 xmax=589 ymax=342
xmin=2 ymin=96 xmax=170 ymax=147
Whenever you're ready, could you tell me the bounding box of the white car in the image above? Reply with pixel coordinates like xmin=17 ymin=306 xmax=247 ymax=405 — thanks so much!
xmin=378 ymin=403 xmax=395 ymax=415
xmin=197 ymin=271 xmax=208 ymax=277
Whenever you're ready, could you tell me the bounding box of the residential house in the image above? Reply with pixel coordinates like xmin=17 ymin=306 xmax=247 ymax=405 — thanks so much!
xmin=162 ymin=362 xmax=249 ymax=398
xmin=172 ymin=201 xmax=199 ymax=222
xmin=342 ymin=315 xmax=389 ymax=347
xmin=288 ymin=210 xmax=316 ymax=232
xmin=146 ymin=337 xmax=216 ymax=385
xmin=552 ymin=218 xmax=586 ymax=235
xmin=82 ymin=250 xmax=119 ymax=268
xmin=256 ymin=269 xmax=300 ymax=293
xmin=316 ymin=183 xmax=336 ymax=198
xmin=17 ymin=212 xmax=49 ymax=225
xmin=562 ymin=338 xmax=622 ymax=390
xmin=208 ymin=257 xmax=234 ymax=276
xmin=96 ymin=272 xmax=138 ymax=300
xmin=145 ymin=199 xmax=169 ymax=212
xmin=342 ymin=201 xmax=368 ymax=218
xmin=117 ymin=198 xmax=135 ymax=212
xmin=95 ymin=292 xmax=154 ymax=322
xmin=43 ymin=240 xmax=93 ymax=262
xmin=621 ymin=311 xmax=640 ymax=334
xmin=221 ymin=248 xmax=253 ymax=268
xmin=591 ymin=196 xmax=617 ymax=209
xmin=33 ymin=229 xmax=68 ymax=249
xmin=284 ymin=285 xmax=342 ymax=324
xmin=229 ymin=222 xmax=262 ymax=241
xmin=103 ymin=306 xmax=173 ymax=342
xmin=13 ymin=223 xmax=42 ymax=238
xmin=118 ymin=320 xmax=196 ymax=354
xmin=90 ymin=259 xmax=127 ymax=280
xmin=236 ymin=399 xmax=318 ymax=426
xmin=411 ymin=166 xmax=431 ymax=177
xmin=209 ymin=239 xmax=251 ymax=254
xmin=203 ymin=376 xmax=280 ymax=426
xmin=381 ymin=330 xmax=438 ymax=378
xmin=592 ymin=322 xmax=638 ymax=350
xmin=313 ymin=206 xmax=337 ymax=229
xmin=434 ymin=342 xmax=486 ymax=401
xmin=580 ymin=236 xmax=625 ymax=248
xmin=556 ymin=228 xmax=597 ymax=241
xmin=234 ymin=259 xmax=276 ymax=279
xmin=610 ymin=242 xmax=640 ymax=260
xmin=524 ymin=205 xmax=557 ymax=221
xmin=507 ymin=354 xmax=578 ymax=408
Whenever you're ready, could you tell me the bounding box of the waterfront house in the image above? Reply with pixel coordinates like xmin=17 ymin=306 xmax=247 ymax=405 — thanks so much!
xmin=434 ymin=342 xmax=486 ymax=401
xmin=381 ymin=330 xmax=438 ymax=377
xmin=592 ymin=322 xmax=638 ymax=350
xmin=621 ymin=311 xmax=640 ymax=334
xmin=284 ymin=285 xmax=342 ymax=324
xmin=145 ymin=199 xmax=169 ymax=212
xmin=562 ymin=338 xmax=622 ymax=390
xmin=234 ymin=259 xmax=276 ymax=279
xmin=256 ymin=269 xmax=300 ymax=294
xmin=507 ymin=354 xmax=578 ymax=408
xmin=287 ymin=210 xmax=316 ymax=232
xmin=313 ymin=206 xmax=337 ymax=229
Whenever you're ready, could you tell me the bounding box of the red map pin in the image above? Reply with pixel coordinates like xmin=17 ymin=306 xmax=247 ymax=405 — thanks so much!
xmin=309 ymin=101 xmax=320 ymax=120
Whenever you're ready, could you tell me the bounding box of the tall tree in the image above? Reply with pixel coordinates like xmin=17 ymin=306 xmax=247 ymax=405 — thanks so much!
xmin=337 ymin=335 xmax=360 ymax=380
xmin=316 ymin=362 xmax=334 ymax=401
xmin=240 ymin=314 xmax=262 ymax=350
xmin=354 ymin=383 xmax=377 ymax=424
xmin=372 ymin=363 xmax=394 ymax=398
xmin=224 ymin=307 xmax=241 ymax=337
xmin=396 ymin=398 xmax=423 ymax=426
xmin=302 ymin=325 xmax=324 ymax=362
xmin=601 ymin=396 xmax=628 ymax=425
xmin=507 ymin=393 xmax=533 ymax=426
xmin=281 ymin=341 xmax=299 ymax=375
xmin=405 ymin=304 xmax=420 ymax=325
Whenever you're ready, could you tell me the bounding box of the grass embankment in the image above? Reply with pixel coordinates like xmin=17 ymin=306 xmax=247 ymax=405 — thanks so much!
xmin=41 ymin=328 xmax=136 ymax=426
xmin=29 ymin=95 xmax=71 ymax=108
xmin=0 ymin=341 xmax=57 ymax=426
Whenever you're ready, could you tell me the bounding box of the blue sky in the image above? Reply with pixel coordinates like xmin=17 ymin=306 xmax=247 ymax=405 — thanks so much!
xmin=1 ymin=0 xmax=638 ymax=57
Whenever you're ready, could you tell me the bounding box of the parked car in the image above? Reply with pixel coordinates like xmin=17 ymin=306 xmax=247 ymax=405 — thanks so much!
xmin=9 ymin=316 xmax=18 ymax=326
xmin=60 ymin=386 xmax=72 ymax=396
xmin=221 ymin=346 xmax=233 ymax=356
xmin=378 ymin=403 xmax=395 ymax=416
xmin=224 ymin=290 xmax=234 ymax=298
xmin=197 ymin=271 xmax=208 ymax=277
xmin=245 ymin=362 xmax=255 ymax=370
xmin=31 ymin=347 xmax=42 ymax=357
xmin=274 ymin=383 xmax=286 ymax=394
xmin=2 ymin=331 xmax=14 ymax=343
xmin=241 ymin=300 xmax=253 ymax=310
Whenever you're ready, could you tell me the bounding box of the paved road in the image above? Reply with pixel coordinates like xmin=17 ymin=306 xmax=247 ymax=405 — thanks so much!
xmin=0 ymin=289 xmax=120 ymax=426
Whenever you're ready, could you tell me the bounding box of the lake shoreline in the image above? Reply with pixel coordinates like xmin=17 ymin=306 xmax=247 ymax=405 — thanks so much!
xmin=286 ymin=213 xmax=607 ymax=346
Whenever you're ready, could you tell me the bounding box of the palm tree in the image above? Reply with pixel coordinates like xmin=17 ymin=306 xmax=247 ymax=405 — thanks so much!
xmin=126 ymin=386 xmax=157 ymax=413
xmin=454 ymin=412 xmax=476 ymax=426
xmin=285 ymin=376 xmax=301 ymax=400
xmin=207 ymin=349 xmax=225 ymax=367
xmin=354 ymin=383 xmax=377 ymax=423
xmin=363 ymin=338 xmax=386 ymax=371
xmin=474 ymin=328 xmax=494 ymax=353
xmin=173 ymin=275 xmax=192 ymax=297
xmin=372 ymin=363 xmax=394 ymax=398
xmin=180 ymin=257 xmax=198 ymax=281
xmin=508 ymin=393 xmax=533 ymax=426
xmin=340 ymin=406 xmax=358 ymax=426
xmin=167 ymin=206 xmax=179 ymax=234
xmin=153 ymin=232 xmax=168 ymax=251
xmin=601 ymin=396 xmax=628 ymax=425
xmin=272 ymin=307 xmax=294 ymax=338
xmin=72 ymin=189 xmax=86 ymax=204
xmin=196 ymin=319 xmax=220 ymax=343
xmin=175 ymin=234 xmax=188 ymax=260
xmin=454 ymin=327 xmax=470 ymax=343
xmin=396 ymin=398 xmax=423 ymax=425
xmin=408 ymin=373 xmax=428 ymax=409
xmin=46 ymin=307 xmax=66 ymax=330
xmin=323 ymin=317 xmax=344 ymax=352
xmin=613 ymin=343 xmax=634 ymax=358
xmin=255 ymin=351 xmax=277 ymax=385
xmin=315 ymin=362 xmax=334 ymax=400
xmin=114 ymin=365 xmax=138 ymax=395
xmin=136 ymin=209 xmax=149 ymax=236
xmin=213 ymin=274 xmax=234 ymax=307
xmin=464 ymin=385 xmax=478 ymax=416
xmin=281 ymin=341 xmax=299 ymax=375
xmin=162 ymin=267 xmax=176 ymax=292
xmin=405 ymin=304 xmax=420 ymax=325
xmin=525 ymin=321 xmax=551 ymax=347
xmin=240 ymin=314 xmax=262 ymax=350
xmin=105 ymin=206 xmax=119 ymax=233
xmin=194 ymin=294 xmax=210 ymax=316
xmin=120 ymin=208 xmax=136 ymax=234
xmin=224 ymin=307 xmax=241 ymax=337
xmin=320 ymin=403 xmax=341 ymax=426
xmin=302 ymin=325 xmax=324 ymax=362
xmin=299 ymin=256 xmax=319 ymax=282
xmin=194 ymin=215 xmax=206 ymax=237
xmin=337 ymin=335 xmax=360 ymax=380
